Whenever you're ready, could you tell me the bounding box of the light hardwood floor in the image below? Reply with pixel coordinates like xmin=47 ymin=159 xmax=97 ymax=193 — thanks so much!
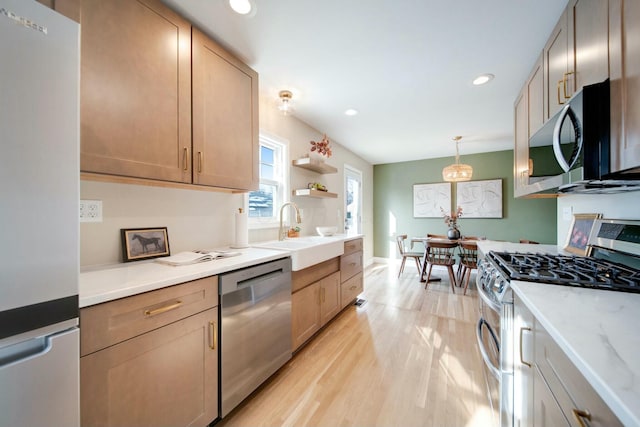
xmin=217 ymin=263 xmax=496 ymax=427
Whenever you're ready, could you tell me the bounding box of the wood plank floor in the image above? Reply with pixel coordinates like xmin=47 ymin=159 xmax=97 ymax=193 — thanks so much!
xmin=217 ymin=263 xmax=496 ymax=427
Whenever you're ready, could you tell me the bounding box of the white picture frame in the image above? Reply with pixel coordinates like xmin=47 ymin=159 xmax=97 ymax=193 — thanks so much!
xmin=456 ymin=179 xmax=503 ymax=218
xmin=413 ymin=182 xmax=451 ymax=218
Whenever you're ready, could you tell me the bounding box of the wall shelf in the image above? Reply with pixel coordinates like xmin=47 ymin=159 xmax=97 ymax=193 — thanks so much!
xmin=291 ymin=157 xmax=338 ymax=174
xmin=293 ymin=188 xmax=338 ymax=198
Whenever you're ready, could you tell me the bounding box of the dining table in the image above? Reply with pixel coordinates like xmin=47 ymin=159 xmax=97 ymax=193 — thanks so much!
xmin=410 ymin=237 xmax=478 ymax=285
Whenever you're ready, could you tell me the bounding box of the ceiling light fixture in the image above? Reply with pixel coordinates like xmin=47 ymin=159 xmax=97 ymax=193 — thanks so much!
xmin=344 ymin=109 xmax=358 ymax=116
xmin=472 ymin=73 xmax=495 ymax=86
xmin=278 ymin=90 xmax=294 ymax=116
xmin=442 ymin=136 xmax=473 ymax=182
xmin=229 ymin=0 xmax=252 ymax=15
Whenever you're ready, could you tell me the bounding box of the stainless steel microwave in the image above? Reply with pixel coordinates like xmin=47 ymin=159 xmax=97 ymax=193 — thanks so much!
xmin=527 ymin=79 xmax=640 ymax=194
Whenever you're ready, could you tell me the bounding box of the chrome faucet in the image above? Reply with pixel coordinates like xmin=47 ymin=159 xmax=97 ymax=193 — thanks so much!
xmin=279 ymin=202 xmax=302 ymax=240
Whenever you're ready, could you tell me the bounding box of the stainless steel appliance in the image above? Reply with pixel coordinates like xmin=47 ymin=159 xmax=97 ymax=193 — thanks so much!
xmin=0 ymin=1 xmax=80 ymax=426
xmin=527 ymin=79 xmax=640 ymax=195
xmin=219 ymin=257 xmax=292 ymax=417
xmin=476 ymin=219 xmax=640 ymax=427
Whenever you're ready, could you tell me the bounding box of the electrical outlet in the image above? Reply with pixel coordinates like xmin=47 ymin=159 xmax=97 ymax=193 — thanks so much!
xmin=80 ymin=200 xmax=102 ymax=223
xmin=562 ymin=206 xmax=573 ymax=221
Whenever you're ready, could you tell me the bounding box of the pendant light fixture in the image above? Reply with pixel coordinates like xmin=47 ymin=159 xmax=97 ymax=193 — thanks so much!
xmin=277 ymin=90 xmax=294 ymax=116
xmin=442 ymin=136 xmax=473 ymax=182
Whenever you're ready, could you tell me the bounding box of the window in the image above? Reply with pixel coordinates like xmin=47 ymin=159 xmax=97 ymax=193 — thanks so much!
xmin=248 ymin=134 xmax=288 ymax=226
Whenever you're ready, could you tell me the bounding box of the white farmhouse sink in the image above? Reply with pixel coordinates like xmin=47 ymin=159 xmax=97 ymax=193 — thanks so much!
xmin=253 ymin=236 xmax=345 ymax=271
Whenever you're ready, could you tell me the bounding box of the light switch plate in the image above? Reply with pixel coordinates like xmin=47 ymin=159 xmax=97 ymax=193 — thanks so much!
xmin=80 ymin=200 xmax=102 ymax=222
xmin=562 ymin=206 xmax=573 ymax=221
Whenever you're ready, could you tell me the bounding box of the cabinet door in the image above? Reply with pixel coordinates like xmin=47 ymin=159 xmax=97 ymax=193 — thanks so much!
xmin=192 ymin=28 xmax=259 ymax=190
xmin=291 ymin=282 xmax=321 ymax=350
xmin=81 ymin=308 xmax=219 ymax=427
xmin=528 ymin=53 xmax=545 ymax=137
xmin=544 ymin=9 xmax=571 ymax=119
xmin=533 ymin=367 xmax=571 ymax=427
xmin=514 ymin=296 xmax=535 ymax=427
xmin=320 ymin=272 xmax=341 ymax=326
xmin=571 ymin=0 xmax=609 ymax=90
xmin=514 ymin=88 xmax=530 ymax=197
xmin=610 ymin=0 xmax=640 ymax=173
xmin=79 ymin=0 xmax=192 ymax=183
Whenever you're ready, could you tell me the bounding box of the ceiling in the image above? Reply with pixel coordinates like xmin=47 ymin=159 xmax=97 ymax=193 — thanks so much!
xmin=163 ymin=0 xmax=568 ymax=165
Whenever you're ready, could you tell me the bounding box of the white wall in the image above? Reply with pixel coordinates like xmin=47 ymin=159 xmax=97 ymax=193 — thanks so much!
xmin=80 ymin=95 xmax=374 ymax=267
xmin=556 ymin=192 xmax=640 ymax=245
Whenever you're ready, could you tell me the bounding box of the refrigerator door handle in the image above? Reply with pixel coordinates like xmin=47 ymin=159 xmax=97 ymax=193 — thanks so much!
xmin=0 ymin=335 xmax=51 ymax=369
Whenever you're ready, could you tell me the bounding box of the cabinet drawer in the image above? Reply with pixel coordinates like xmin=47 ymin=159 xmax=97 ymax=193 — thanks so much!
xmin=80 ymin=276 xmax=218 ymax=356
xmin=343 ymin=238 xmax=363 ymax=256
xmin=535 ymin=321 xmax=622 ymax=426
xmin=340 ymin=251 xmax=363 ymax=283
xmin=341 ymin=272 xmax=363 ymax=309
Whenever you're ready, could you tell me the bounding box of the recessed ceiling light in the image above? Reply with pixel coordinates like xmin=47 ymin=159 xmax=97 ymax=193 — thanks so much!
xmin=229 ymin=0 xmax=252 ymax=15
xmin=472 ymin=73 xmax=495 ymax=86
xmin=344 ymin=109 xmax=358 ymax=116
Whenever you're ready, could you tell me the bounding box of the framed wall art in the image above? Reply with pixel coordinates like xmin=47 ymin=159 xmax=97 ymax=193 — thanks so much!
xmin=456 ymin=179 xmax=503 ymax=218
xmin=121 ymin=227 xmax=170 ymax=262
xmin=413 ymin=182 xmax=451 ymax=218
xmin=564 ymin=213 xmax=602 ymax=256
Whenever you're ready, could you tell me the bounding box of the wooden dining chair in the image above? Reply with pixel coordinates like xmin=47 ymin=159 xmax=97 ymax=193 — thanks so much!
xmin=423 ymin=240 xmax=458 ymax=292
xmin=396 ymin=234 xmax=423 ymax=278
xmin=456 ymin=236 xmax=481 ymax=282
xmin=458 ymin=240 xmax=478 ymax=295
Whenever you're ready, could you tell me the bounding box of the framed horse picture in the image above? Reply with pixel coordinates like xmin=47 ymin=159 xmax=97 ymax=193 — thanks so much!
xmin=121 ymin=227 xmax=170 ymax=262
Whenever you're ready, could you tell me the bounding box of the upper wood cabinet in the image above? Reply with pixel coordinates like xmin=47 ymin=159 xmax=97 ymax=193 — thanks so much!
xmin=513 ymin=88 xmax=530 ymax=198
xmin=570 ymin=0 xmax=609 ymax=90
xmin=544 ymin=8 xmax=572 ymax=120
xmin=192 ymin=28 xmax=259 ymax=190
xmin=79 ymin=1 xmax=259 ymax=191
xmin=79 ymin=0 xmax=192 ymax=184
xmin=527 ymin=54 xmax=545 ymax=138
xmin=609 ymin=0 xmax=640 ymax=174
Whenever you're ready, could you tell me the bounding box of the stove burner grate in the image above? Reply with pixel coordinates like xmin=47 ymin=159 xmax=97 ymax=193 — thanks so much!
xmin=488 ymin=252 xmax=640 ymax=293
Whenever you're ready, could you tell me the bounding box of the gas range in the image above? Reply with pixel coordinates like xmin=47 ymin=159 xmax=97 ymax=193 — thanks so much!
xmin=486 ymin=251 xmax=640 ymax=293
xmin=479 ymin=219 xmax=640 ymax=302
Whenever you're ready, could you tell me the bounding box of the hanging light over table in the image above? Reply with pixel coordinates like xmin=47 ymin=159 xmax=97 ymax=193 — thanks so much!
xmin=442 ymin=136 xmax=473 ymax=182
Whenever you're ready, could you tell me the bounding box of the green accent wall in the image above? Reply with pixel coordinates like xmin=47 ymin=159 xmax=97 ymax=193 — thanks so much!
xmin=373 ymin=150 xmax=557 ymax=258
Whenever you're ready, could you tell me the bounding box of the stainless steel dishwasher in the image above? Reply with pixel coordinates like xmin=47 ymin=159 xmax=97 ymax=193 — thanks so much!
xmin=219 ymin=257 xmax=292 ymax=417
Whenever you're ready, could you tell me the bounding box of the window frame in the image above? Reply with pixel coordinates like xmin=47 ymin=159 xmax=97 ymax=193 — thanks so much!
xmin=248 ymin=133 xmax=289 ymax=229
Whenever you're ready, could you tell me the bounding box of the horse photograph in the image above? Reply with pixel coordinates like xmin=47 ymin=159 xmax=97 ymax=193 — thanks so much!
xmin=121 ymin=227 xmax=170 ymax=262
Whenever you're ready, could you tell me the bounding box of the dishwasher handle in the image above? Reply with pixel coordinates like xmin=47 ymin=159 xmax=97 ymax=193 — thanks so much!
xmin=219 ymin=258 xmax=292 ymax=295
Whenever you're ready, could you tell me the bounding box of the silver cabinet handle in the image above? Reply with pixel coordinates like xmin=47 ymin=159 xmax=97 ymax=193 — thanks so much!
xmin=519 ymin=327 xmax=532 ymax=368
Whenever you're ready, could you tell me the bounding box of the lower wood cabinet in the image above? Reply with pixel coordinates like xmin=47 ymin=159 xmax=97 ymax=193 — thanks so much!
xmin=340 ymin=272 xmax=363 ymax=310
xmin=81 ymin=308 xmax=218 ymax=427
xmin=80 ymin=276 xmax=219 ymax=427
xmin=291 ymin=271 xmax=340 ymax=350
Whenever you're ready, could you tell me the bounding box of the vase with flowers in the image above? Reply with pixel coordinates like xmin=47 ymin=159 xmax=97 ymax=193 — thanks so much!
xmin=309 ymin=134 xmax=332 ymax=160
xmin=441 ymin=206 xmax=463 ymax=240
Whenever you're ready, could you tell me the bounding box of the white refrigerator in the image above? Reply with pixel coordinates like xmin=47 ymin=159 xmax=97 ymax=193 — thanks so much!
xmin=0 ymin=1 xmax=80 ymax=426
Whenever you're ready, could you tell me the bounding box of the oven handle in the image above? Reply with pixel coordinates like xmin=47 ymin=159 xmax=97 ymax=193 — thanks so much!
xmin=476 ymin=317 xmax=501 ymax=380
xmin=476 ymin=276 xmax=502 ymax=314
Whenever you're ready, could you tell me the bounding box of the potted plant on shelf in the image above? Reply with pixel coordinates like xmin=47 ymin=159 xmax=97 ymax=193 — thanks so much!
xmin=441 ymin=206 xmax=463 ymax=240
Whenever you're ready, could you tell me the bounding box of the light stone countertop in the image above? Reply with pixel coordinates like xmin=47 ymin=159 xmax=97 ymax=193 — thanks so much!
xmin=512 ymin=280 xmax=640 ymax=427
xmin=79 ymin=234 xmax=363 ymax=308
